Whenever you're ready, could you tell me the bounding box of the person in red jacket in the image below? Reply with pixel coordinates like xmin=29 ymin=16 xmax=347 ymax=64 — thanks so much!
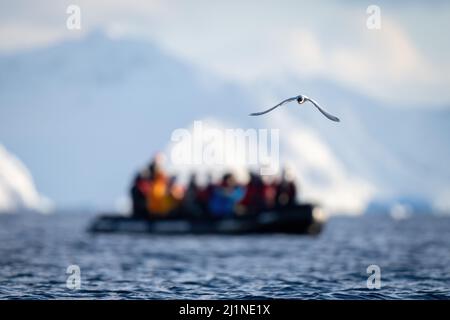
xmin=240 ymin=172 xmax=266 ymax=215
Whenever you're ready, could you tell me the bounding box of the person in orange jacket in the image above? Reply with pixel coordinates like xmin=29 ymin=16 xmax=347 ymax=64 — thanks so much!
xmin=146 ymin=153 xmax=183 ymax=216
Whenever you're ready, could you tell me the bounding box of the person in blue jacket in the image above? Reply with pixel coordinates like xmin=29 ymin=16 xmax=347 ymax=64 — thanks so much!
xmin=209 ymin=173 xmax=244 ymax=217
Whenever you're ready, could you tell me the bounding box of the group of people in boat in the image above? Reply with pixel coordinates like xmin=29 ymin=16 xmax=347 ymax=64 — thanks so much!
xmin=130 ymin=154 xmax=298 ymax=219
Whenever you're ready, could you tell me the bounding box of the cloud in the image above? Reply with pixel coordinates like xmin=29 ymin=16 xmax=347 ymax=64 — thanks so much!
xmin=0 ymin=23 xmax=66 ymax=52
xmin=0 ymin=0 xmax=163 ymax=51
xmin=0 ymin=1 xmax=449 ymax=105
xmin=322 ymin=19 xmax=448 ymax=106
xmin=151 ymin=2 xmax=450 ymax=107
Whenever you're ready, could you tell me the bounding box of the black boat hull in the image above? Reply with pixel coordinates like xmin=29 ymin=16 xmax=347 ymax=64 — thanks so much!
xmin=89 ymin=204 xmax=325 ymax=235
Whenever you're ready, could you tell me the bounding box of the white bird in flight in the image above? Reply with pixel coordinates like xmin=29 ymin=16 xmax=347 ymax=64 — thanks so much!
xmin=249 ymin=94 xmax=340 ymax=122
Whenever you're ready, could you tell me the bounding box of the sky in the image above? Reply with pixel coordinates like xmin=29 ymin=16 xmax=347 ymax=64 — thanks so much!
xmin=1 ymin=0 xmax=450 ymax=107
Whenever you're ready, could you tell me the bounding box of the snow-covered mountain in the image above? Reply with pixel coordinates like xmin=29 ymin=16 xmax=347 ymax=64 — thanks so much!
xmin=0 ymin=144 xmax=51 ymax=213
xmin=0 ymin=31 xmax=449 ymax=214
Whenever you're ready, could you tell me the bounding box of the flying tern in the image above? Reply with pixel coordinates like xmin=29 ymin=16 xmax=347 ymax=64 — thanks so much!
xmin=249 ymin=95 xmax=340 ymax=122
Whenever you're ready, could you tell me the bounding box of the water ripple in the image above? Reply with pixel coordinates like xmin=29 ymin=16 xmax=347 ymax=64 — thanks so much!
xmin=0 ymin=214 xmax=449 ymax=299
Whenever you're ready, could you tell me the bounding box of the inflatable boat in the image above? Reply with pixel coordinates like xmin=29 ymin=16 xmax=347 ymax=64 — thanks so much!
xmin=89 ymin=204 xmax=326 ymax=235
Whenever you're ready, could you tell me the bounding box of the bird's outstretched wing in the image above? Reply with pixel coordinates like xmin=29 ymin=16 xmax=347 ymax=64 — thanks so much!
xmin=249 ymin=96 xmax=299 ymax=116
xmin=305 ymin=97 xmax=340 ymax=122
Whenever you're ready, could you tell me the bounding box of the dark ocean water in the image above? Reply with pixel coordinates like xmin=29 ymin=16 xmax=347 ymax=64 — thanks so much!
xmin=0 ymin=213 xmax=449 ymax=299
